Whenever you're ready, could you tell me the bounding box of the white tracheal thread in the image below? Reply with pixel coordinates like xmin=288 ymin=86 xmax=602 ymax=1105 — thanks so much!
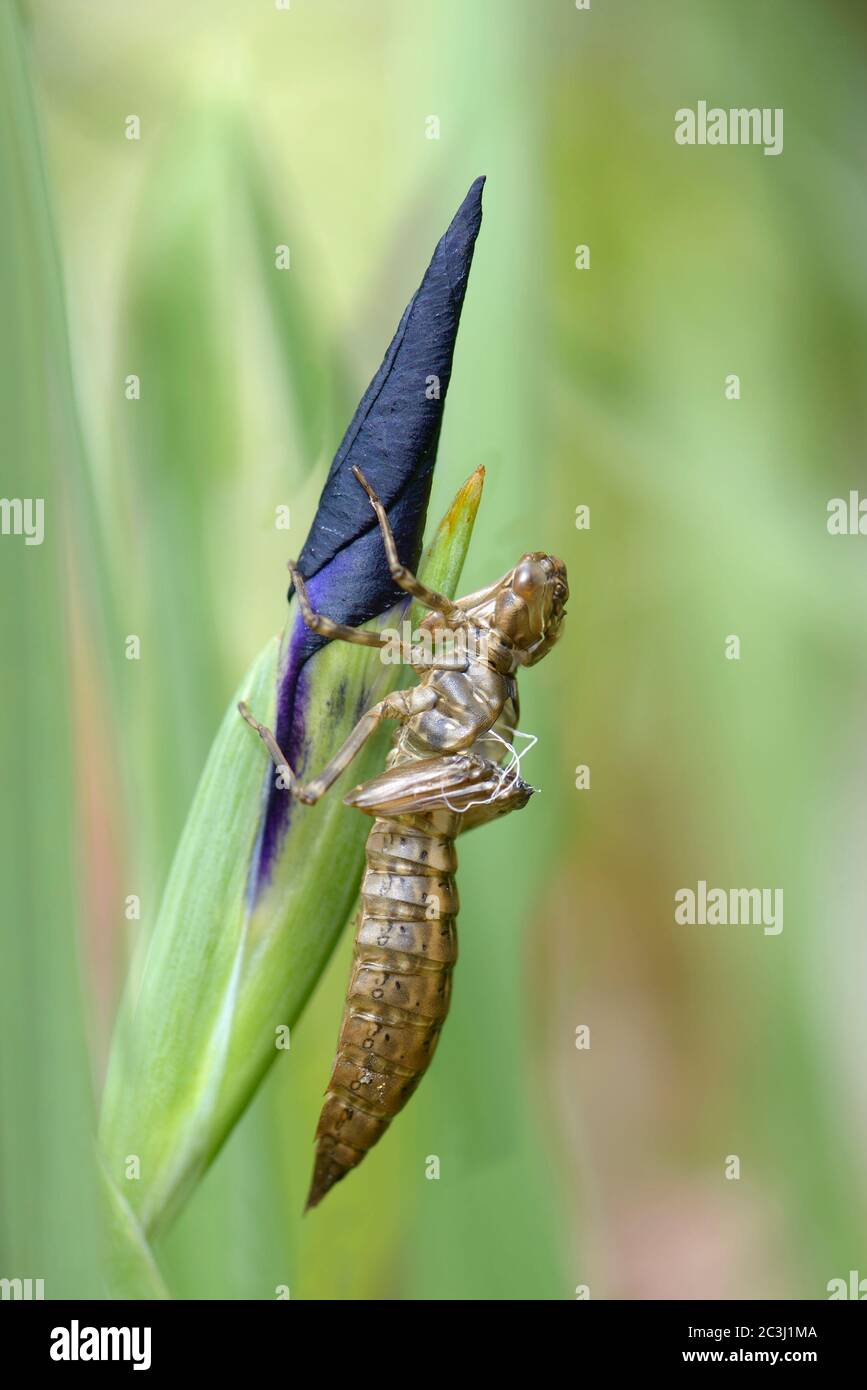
xmin=438 ymin=726 xmax=539 ymax=813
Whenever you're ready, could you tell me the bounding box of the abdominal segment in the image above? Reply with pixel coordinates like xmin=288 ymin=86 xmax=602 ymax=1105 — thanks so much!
xmin=305 ymin=815 xmax=458 ymax=1210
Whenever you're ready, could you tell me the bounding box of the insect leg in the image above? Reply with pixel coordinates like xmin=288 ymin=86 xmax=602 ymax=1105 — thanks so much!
xmin=291 ymin=560 xmax=470 ymax=666
xmin=352 ymin=467 xmax=471 ymax=623
xmin=288 ymin=561 xmax=388 ymax=648
xmin=238 ymin=685 xmax=437 ymax=805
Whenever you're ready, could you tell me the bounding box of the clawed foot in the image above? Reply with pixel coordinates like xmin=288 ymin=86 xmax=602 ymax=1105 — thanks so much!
xmin=238 ymin=700 xmax=310 ymax=800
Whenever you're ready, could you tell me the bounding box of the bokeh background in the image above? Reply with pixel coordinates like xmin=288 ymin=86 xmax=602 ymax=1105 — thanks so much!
xmin=3 ymin=0 xmax=867 ymax=1299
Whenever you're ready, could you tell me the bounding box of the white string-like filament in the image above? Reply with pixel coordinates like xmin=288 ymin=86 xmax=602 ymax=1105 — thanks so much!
xmin=438 ymin=725 xmax=539 ymax=813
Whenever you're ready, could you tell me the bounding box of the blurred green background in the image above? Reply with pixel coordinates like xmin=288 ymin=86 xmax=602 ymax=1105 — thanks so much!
xmin=3 ymin=0 xmax=867 ymax=1299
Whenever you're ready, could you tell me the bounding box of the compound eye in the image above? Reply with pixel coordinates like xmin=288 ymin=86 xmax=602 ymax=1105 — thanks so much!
xmin=513 ymin=559 xmax=546 ymax=598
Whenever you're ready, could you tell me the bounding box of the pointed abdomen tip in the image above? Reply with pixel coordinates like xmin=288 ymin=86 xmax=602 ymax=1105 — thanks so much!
xmin=304 ymin=1149 xmax=348 ymax=1212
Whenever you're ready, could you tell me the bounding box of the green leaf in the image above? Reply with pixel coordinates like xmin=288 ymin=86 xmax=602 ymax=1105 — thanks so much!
xmin=0 ymin=0 xmax=103 ymax=1298
xmin=100 ymin=1161 xmax=170 ymax=1301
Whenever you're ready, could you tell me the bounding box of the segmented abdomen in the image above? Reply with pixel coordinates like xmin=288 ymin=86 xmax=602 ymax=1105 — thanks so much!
xmin=306 ymin=815 xmax=458 ymax=1209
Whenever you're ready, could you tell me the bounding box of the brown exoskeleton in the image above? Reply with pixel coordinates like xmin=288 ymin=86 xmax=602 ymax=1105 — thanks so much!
xmin=240 ymin=466 xmax=568 ymax=1209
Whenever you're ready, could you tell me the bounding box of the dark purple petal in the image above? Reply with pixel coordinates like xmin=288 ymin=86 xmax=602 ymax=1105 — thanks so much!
xmin=250 ymin=177 xmax=485 ymax=896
